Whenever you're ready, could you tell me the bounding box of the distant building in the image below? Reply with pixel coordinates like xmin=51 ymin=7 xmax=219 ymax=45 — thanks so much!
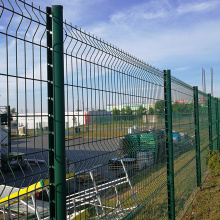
xmin=84 ymin=111 xmax=112 ymax=125
xmin=174 ymin=100 xmax=188 ymax=104
xmin=17 ymin=110 xmax=112 ymax=129
xmin=107 ymin=103 xmax=155 ymax=112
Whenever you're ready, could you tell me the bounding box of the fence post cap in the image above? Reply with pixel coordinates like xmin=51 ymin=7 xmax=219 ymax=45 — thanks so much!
xmin=52 ymin=5 xmax=63 ymax=8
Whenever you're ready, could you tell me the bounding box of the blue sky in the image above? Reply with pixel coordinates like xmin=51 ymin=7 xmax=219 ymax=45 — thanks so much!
xmin=0 ymin=0 xmax=220 ymax=113
xmin=33 ymin=0 xmax=220 ymax=96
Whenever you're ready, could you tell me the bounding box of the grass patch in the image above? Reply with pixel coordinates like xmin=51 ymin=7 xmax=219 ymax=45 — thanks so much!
xmin=184 ymin=151 xmax=220 ymax=220
xmin=100 ymin=145 xmax=200 ymax=219
xmin=184 ymin=173 xmax=220 ymax=220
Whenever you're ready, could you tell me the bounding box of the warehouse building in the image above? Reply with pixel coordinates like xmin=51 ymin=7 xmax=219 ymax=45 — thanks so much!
xmin=106 ymin=103 xmax=155 ymax=112
xmin=17 ymin=110 xmax=112 ymax=130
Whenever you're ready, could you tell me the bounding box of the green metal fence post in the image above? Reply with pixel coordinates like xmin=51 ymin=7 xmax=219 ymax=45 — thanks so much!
xmin=7 ymin=106 xmax=11 ymax=154
xmin=52 ymin=5 xmax=66 ymax=220
xmin=36 ymin=123 xmax=38 ymax=136
xmin=164 ymin=69 xmax=175 ymax=220
xmin=208 ymin=94 xmax=213 ymax=151
xmin=66 ymin=122 xmax=69 ymax=137
xmin=216 ymin=98 xmax=219 ymax=151
xmin=193 ymin=86 xmax=201 ymax=187
xmin=189 ymin=114 xmax=191 ymax=129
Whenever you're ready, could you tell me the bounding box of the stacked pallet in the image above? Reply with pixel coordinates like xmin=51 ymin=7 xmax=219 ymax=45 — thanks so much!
xmin=77 ymin=173 xmax=109 ymax=187
xmin=136 ymin=151 xmax=154 ymax=166
xmin=139 ymin=130 xmax=166 ymax=162
xmin=108 ymin=158 xmax=147 ymax=171
xmin=140 ymin=133 xmax=158 ymax=161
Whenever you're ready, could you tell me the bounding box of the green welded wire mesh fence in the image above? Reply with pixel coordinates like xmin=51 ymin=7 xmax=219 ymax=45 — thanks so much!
xmin=0 ymin=1 xmax=220 ymax=220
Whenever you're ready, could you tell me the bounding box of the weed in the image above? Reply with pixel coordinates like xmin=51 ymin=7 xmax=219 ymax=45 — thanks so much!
xmin=207 ymin=150 xmax=220 ymax=176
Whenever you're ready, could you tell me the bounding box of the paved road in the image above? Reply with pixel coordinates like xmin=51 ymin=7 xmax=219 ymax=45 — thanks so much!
xmin=1 ymin=135 xmax=119 ymax=188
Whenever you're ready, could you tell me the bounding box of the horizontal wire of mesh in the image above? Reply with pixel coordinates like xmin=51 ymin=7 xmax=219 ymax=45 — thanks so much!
xmin=0 ymin=1 xmax=49 ymax=219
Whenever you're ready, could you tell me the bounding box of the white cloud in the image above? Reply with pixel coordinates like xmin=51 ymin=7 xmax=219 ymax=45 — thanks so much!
xmin=109 ymin=0 xmax=220 ymax=26
xmin=110 ymin=0 xmax=171 ymax=24
xmin=1 ymin=0 xmax=220 ymax=100
xmin=177 ymin=1 xmax=220 ymax=14
xmin=83 ymin=0 xmax=220 ymax=96
xmin=87 ymin=17 xmax=220 ymax=63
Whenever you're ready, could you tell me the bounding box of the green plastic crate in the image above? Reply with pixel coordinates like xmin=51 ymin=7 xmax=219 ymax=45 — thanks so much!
xmin=140 ymin=133 xmax=158 ymax=161
xmin=124 ymin=134 xmax=140 ymax=158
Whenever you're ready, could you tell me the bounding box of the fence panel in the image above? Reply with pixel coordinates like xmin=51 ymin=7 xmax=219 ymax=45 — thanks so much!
xmin=0 ymin=0 xmax=50 ymax=219
xmin=197 ymin=92 xmax=209 ymax=185
xmin=169 ymin=77 xmax=197 ymax=219
xmin=62 ymin=21 xmax=169 ymax=219
xmin=211 ymin=97 xmax=218 ymax=151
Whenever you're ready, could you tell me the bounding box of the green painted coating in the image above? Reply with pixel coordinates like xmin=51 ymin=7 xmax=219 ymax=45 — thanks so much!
xmin=122 ymin=182 xmax=167 ymax=220
xmin=193 ymin=86 xmax=201 ymax=187
xmin=216 ymin=98 xmax=220 ymax=151
xmin=164 ymin=70 xmax=175 ymax=220
xmin=52 ymin=5 xmax=66 ymax=220
xmin=7 ymin=106 xmax=11 ymax=154
xmin=171 ymin=77 xmax=193 ymax=91
xmin=66 ymin=122 xmax=69 ymax=137
xmin=208 ymin=94 xmax=213 ymax=150
xmin=36 ymin=123 xmax=38 ymax=136
xmin=198 ymin=90 xmax=209 ymax=98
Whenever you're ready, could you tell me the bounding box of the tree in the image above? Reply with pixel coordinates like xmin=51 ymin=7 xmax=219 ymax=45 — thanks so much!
xmin=148 ymin=107 xmax=154 ymax=115
xmin=121 ymin=107 xmax=133 ymax=120
xmin=155 ymin=100 xmax=165 ymax=115
xmin=172 ymin=102 xmax=181 ymax=113
xmin=121 ymin=108 xmax=126 ymax=116
xmin=125 ymin=106 xmax=132 ymax=115
xmin=125 ymin=106 xmax=133 ymax=120
xmin=113 ymin=108 xmax=120 ymax=121
xmin=136 ymin=105 xmax=147 ymax=116
xmin=11 ymin=107 xmax=16 ymax=114
xmin=113 ymin=108 xmax=120 ymax=115
xmin=186 ymin=103 xmax=194 ymax=113
xmin=172 ymin=102 xmax=194 ymax=113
